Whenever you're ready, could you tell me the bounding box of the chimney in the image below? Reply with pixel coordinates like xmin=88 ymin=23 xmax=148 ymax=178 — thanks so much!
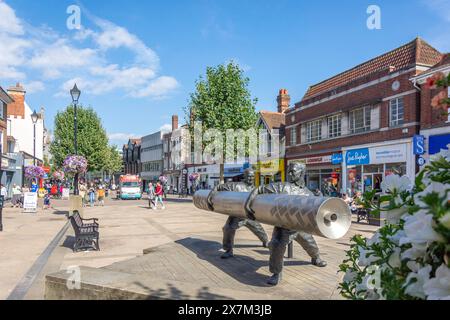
xmin=172 ymin=115 xmax=179 ymax=131
xmin=277 ymin=89 xmax=290 ymax=113
xmin=7 ymin=83 xmax=26 ymax=119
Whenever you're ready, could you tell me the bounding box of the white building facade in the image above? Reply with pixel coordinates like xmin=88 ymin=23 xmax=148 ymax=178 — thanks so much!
xmin=7 ymin=83 xmax=45 ymax=165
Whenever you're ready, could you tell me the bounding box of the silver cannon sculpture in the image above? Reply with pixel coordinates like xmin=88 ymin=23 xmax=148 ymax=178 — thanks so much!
xmin=193 ymin=190 xmax=352 ymax=239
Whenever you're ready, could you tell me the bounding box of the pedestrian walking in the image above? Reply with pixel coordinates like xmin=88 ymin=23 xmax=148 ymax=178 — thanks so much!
xmin=97 ymin=184 xmax=105 ymax=206
xmin=155 ymin=181 xmax=165 ymax=209
xmin=11 ymin=184 xmax=22 ymax=208
xmin=88 ymin=183 xmax=96 ymax=207
xmin=79 ymin=182 xmax=87 ymax=207
xmin=147 ymin=182 xmax=156 ymax=210
xmin=43 ymin=191 xmax=51 ymax=210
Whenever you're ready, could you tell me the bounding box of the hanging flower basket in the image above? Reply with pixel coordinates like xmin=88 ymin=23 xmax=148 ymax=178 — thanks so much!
xmin=159 ymin=175 xmax=168 ymax=184
xmin=24 ymin=166 xmax=46 ymax=179
xmin=189 ymin=173 xmax=199 ymax=182
xmin=52 ymin=171 xmax=65 ymax=180
xmin=62 ymin=155 xmax=88 ymax=174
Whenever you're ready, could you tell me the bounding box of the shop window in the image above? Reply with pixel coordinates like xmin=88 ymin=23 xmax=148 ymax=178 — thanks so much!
xmin=385 ymin=163 xmax=406 ymax=176
xmin=390 ymin=98 xmax=404 ymax=126
xmin=327 ymin=114 xmax=342 ymax=138
xmin=349 ymin=106 xmax=371 ymax=134
xmin=0 ymin=102 xmax=4 ymax=120
xmin=306 ymin=120 xmax=322 ymax=142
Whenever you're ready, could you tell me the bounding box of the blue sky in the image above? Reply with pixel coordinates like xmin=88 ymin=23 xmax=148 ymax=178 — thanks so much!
xmin=0 ymin=0 xmax=449 ymax=146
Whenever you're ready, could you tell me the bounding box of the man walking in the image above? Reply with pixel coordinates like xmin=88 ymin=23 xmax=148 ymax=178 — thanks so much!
xmin=245 ymin=162 xmax=327 ymax=286
xmin=208 ymin=168 xmax=269 ymax=259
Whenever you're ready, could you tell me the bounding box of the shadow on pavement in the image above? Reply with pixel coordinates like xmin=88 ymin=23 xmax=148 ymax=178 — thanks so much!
xmin=176 ymin=237 xmax=310 ymax=288
xmin=131 ymin=281 xmax=231 ymax=300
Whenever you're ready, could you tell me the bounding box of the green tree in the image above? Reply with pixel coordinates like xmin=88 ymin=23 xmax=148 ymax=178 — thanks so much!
xmin=104 ymin=145 xmax=123 ymax=176
xmin=185 ymin=61 xmax=258 ymax=182
xmin=50 ymin=105 xmax=109 ymax=172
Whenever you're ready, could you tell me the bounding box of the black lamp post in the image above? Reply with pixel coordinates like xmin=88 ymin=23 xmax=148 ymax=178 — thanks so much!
xmin=70 ymin=84 xmax=81 ymax=196
xmin=31 ymin=110 xmax=39 ymax=166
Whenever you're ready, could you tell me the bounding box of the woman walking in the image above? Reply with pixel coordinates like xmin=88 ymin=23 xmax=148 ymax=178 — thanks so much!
xmin=97 ymin=184 xmax=105 ymax=207
xmin=155 ymin=181 xmax=165 ymax=210
xmin=148 ymin=182 xmax=156 ymax=210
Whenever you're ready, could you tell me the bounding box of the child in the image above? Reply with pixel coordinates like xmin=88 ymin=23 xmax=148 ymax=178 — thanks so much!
xmin=97 ymin=186 xmax=105 ymax=207
xmin=43 ymin=192 xmax=51 ymax=210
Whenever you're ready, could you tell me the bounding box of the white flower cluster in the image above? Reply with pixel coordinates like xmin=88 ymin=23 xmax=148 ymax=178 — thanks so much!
xmin=340 ymin=146 xmax=450 ymax=300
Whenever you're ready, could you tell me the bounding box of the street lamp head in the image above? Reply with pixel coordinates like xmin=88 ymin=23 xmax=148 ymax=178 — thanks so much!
xmin=31 ymin=110 xmax=39 ymax=124
xmin=70 ymin=83 xmax=81 ymax=104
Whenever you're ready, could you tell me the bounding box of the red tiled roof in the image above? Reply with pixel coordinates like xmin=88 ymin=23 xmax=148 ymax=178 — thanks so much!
xmin=260 ymin=111 xmax=285 ymax=130
xmin=429 ymin=53 xmax=450 ymax=69
xmin=302 ymin=37 xmax=442 ymax=100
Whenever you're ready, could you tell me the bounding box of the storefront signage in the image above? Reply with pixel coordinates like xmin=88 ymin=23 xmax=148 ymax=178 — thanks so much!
xmin=23 ymin=192 xmax=38 ymax=213
xmin=417 ymin=157 xmax=426 ymax=166
xmin=413 ymin=135 xmax=425 ymax=155
xmin=370 ymin=144 xmax=407 ymax=164
xmin=346 ymin=144 xmax=407 ymax=166
xmin=259 ymin=159 xmax=281 ymax=174
xmin=290 ymin=156 xmax=332 ymax=166
xmin=346 ymin=148 xmax=370 ymax=165
xmin=331 ymin=153 xmax=343 ymax=165
xmin=429 ymin=133 xmax=450 ymax=155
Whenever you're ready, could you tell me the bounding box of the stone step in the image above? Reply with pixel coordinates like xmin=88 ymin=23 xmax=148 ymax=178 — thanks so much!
xmin=45 ymin=266 xmax=284 ymax=300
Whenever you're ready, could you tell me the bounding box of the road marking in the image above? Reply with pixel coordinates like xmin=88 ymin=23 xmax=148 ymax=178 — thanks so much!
xmin=6 ymin=220 xmax=70 ymax=300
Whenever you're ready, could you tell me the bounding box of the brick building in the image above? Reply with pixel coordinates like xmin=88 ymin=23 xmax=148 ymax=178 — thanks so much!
xmin=411 ymin=53 xmax=450 ymax=161
xmin=122 ymin=138 xmax=141 ymax=175
xmin=285 ymin=38 xmax=443 ymax=196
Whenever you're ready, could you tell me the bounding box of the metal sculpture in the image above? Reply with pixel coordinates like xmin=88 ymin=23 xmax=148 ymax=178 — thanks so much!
xmin=193 ymin=162 xmax=351 ymax=286
xmin=207 ymin=168 xmax=268 ymax=259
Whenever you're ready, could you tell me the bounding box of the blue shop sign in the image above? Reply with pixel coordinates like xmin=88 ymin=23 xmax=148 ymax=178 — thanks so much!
xmin=346 ymin=148 xmax=370 ymax=165
xmin=413 ymin=135 xmax=425 ymax=155
xmin=429 ymin=133 xmax=450 ymax=155
xmin=331 ymin=153 xmax=343 ymax=165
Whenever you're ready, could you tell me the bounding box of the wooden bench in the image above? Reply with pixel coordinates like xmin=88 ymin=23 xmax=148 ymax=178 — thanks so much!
xmin=69 ymin=211 xmax=100 ymax=252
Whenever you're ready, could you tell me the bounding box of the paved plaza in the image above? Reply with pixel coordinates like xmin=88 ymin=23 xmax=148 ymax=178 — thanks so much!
xmin=0 ymin=195 xmax=378 ymax=300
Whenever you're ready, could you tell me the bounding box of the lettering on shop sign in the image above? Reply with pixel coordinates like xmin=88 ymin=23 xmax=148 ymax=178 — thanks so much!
xmin=346 ymin=148 xmax=370 ymax=165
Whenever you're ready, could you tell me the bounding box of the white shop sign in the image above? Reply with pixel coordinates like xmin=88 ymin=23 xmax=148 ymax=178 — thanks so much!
xmin=23 ymin=192 xmax=38 ymax=213
xmin=370 ymin=144 xmax=407 ymax=164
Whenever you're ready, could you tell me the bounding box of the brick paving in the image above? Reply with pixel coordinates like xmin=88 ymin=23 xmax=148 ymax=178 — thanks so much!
xmin=0 ymin=195 xmax=378 ymax=300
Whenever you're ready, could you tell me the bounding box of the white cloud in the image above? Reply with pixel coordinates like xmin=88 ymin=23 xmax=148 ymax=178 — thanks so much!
xmin=0 ymin=1 xmax=178 ymax=101
xmin=30 ymin=39 xmax=98 ymax=78
xmin=159 ymin=124 xmax=172 ymax=133
xmin=132 ymin=76 xmax=179 ymax=98
xmin=0 ymin=0 xmax=24 ymax=35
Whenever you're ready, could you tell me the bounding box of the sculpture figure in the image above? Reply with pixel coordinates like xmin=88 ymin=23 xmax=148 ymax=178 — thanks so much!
xmin=245 ymin=162 xmax=327 ymax=286
xmin=208 ymin=168 xmax=269 ymax=259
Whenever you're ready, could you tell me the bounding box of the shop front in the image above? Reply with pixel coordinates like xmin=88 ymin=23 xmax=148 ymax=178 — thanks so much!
xmin=342 ymin=140 xmax=414 ymax=197
xmin=288 ymin=155 xmax=341 ymax=196
xmin=256 ymin=159 xmax=285 ymax=186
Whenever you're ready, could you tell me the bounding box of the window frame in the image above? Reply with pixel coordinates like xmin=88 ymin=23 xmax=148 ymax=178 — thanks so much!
xmin=389 ymin=97 xmax=405 ymax=127
xmin=349 ymin=106 xmax=371 ymax=134
xmin=327 ymin=114 xmax=342 ymax=138
xmin=290 ymin=127 xmax=297 ymax=146
xmin=306 ymin=120 xmax=322 ymax=143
